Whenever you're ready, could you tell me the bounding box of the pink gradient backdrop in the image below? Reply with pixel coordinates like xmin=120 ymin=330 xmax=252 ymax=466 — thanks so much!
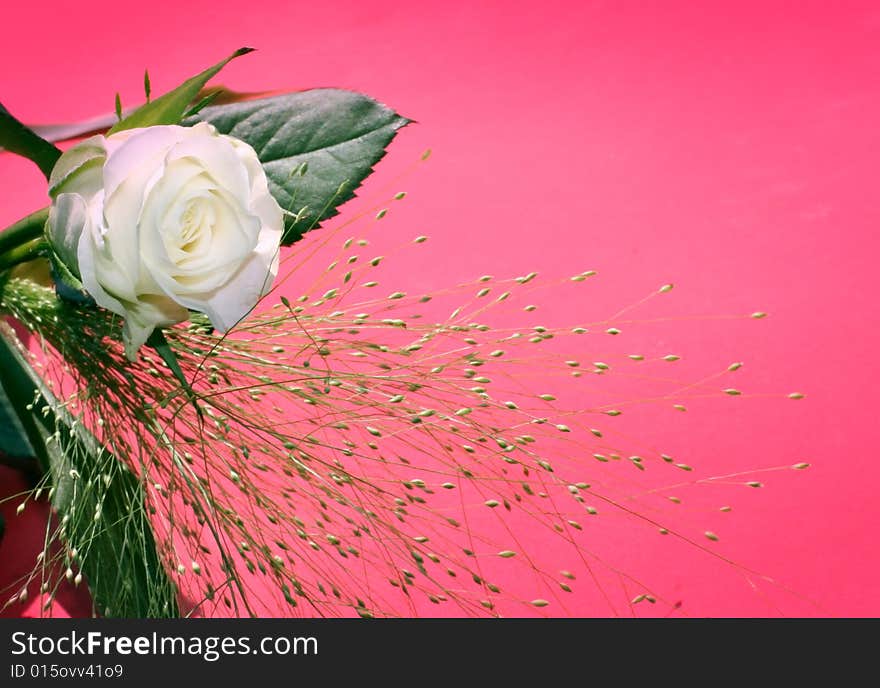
xmin=1 ymin=1 xmax=878 ymax=616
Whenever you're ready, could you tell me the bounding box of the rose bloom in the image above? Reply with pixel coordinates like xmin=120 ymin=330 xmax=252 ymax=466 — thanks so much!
xmin=47 ymin=122 xmax=283 ymax=357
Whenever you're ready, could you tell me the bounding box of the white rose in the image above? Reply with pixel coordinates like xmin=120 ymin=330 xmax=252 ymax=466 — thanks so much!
xmin=47 ymin=122 xmax=283 ymax=358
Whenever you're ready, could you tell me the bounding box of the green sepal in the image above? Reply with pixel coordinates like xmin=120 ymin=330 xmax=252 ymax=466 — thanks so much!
xmin=49 ymin=252 xmax=94 ymax=305
xmin=146 ymin=329 xmax=202 ymax=417
xmin=108 ymin=47 xmax=254 ymax=134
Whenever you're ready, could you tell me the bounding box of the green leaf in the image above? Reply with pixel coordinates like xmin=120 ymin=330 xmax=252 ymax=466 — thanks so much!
xmin=0 ymin=328 xmax=178 ymax=617
xmin=0 ymin=380 xmax=34 ymax=458
xmin=185 ymin=89 xmax=410 ymax=244
xmin=0 ymin=102 xmax=62 ymax=179
xmin=108 ymin=47 xmax=254 ymax=134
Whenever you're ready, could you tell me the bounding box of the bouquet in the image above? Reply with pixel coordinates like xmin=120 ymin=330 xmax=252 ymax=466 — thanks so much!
xmin=0 ymin=49 xmax=808 ymax=618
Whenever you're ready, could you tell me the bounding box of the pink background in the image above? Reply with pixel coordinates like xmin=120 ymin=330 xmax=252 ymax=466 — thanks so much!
xmin=1 ymin=1 xmax=878 ymax=616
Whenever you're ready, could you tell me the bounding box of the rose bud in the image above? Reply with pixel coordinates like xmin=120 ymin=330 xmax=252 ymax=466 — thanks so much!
xmin=46 ymin=122 xmax=283 ymax=358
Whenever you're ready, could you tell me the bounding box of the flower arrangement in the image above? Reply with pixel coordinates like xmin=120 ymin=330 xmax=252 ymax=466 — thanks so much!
xmin=0 ymin=49 xmax=808 ymax=618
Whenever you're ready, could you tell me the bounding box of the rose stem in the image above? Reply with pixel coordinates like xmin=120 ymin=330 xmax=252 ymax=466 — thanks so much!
xmin=0 ymin=207 xmax=48 ymax=257
xmin=0 ymin=238 xmax=47 ymax=273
